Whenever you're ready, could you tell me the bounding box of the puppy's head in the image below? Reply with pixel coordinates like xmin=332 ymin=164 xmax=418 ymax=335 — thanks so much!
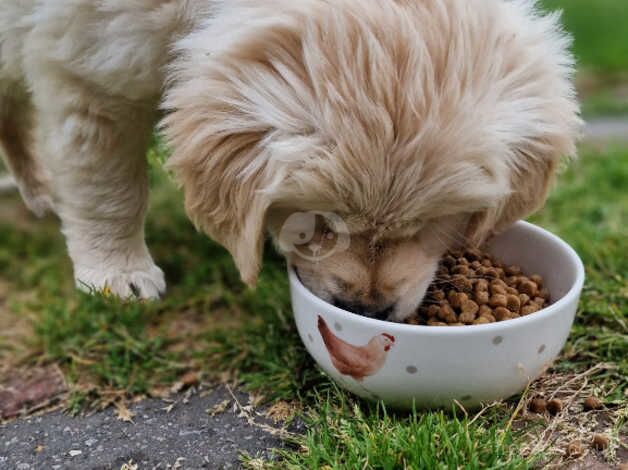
xmin=270 ymin=209 xmax=469 ymax=321
xmin=162 ymin=0 xmax=581 ymax=321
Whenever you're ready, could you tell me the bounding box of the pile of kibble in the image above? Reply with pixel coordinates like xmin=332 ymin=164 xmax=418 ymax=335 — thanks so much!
xmin=406 ymin=248 xmax=550 ymax=326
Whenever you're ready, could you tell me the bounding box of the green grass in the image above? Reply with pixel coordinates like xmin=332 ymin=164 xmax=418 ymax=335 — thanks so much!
xmin=1 ymin=143 xmax=626 ymax=467
xmin=580 ymin=88 xmax=628 ymax=118
xmin=529 ymin=146 xmax=627 ymax=405
xmin=541 ymin=0 xmax=628 ymax=116
xmin=542 ymin=0 xmax=628 ymax=76
xmin=266 ymin=395 xmax=532 ymax=469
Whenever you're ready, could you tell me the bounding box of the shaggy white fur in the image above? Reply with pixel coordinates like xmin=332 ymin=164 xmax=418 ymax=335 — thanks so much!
xmin=0 ymin=0 xmax=581 ymax=316
xmin=0 ymin=0 xmax=205 ymax=297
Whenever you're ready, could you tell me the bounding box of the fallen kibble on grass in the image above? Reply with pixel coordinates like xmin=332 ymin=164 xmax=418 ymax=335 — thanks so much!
xmin=566 ymin=441 xmax=583 ymax=458
xmin=180 ymin=371 xmax=200 ymax=387
xmin=583 ymin=396 xmax=603 ymax=411
xmin=547 ymin=398 xmax=563 ymax=416
xmin=591 ymin=434 xmax=609 ymax=450
xmin=529 ymin=398 xmax=547 ymax=414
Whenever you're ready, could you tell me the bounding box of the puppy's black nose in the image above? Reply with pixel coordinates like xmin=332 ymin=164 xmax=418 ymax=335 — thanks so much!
xmin=333 ymin=299 xmax=394 ymax=320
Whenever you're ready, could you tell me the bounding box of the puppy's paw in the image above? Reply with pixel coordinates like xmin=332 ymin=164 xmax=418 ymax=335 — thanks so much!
xmin=75 ymin=262 xmax=166 ymax=300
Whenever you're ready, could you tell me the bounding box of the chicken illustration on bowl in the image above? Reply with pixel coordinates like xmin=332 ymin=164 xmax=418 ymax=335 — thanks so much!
xmin=317 ymin=315 xmax=395 ymax=381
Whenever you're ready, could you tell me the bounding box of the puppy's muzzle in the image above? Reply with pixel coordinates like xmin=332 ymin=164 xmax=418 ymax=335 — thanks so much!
xmin=333 ymin=298 xmax=395 ymax=320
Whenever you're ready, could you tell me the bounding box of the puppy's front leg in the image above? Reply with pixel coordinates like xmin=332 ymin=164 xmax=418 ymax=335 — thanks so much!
xmin=33 ymin=84 xmax=165 ymax=299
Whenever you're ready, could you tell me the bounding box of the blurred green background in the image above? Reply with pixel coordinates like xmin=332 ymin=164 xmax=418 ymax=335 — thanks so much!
xmin=547 ymin=0 xmax=628 ymax=74
xmin=544 ymin=0 xmax=628 ymax=116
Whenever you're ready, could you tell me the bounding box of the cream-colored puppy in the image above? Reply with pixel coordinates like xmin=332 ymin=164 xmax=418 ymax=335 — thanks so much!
xmin=0 ymin=0 xmax=580 ymax=320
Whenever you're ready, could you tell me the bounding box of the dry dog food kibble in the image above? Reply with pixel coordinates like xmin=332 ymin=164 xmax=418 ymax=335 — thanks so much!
xmin=406 ymin=248 xmax=550 ymax=326
xmin=547 ymin=398 xmax=563 ymax=416
xmin=528 ymin=397 xmax=547 ymax=414
xmin=592 ymin=434 xmax=610 ymax=451
xmin=583 ymin=396 xmax=603 ymax=411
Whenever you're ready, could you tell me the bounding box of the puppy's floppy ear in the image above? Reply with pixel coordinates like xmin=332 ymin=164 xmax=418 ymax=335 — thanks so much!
xmin=160 ymin=3 xmax=312 ymax=286
xmin=161 ymin=74 xmax=275 ymax=286
xmin=465 ymin=134 xmax=576 ymax=246
xmin=163 ymin=114 xmax=271 ymax=286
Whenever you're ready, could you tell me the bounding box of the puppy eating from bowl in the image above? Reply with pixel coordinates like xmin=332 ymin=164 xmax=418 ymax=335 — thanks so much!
xmin=0 ymin=0 xmax=580 ymax=322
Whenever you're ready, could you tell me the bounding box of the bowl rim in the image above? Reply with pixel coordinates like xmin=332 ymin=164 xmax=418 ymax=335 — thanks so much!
xmin=288 ymin=221 xmax=585 ymax=335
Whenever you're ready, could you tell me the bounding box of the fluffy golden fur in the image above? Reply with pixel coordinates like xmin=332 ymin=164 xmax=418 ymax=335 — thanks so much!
xmin=163 ymin=0 xmax=581 ymax=319
xmin=1 ymin=0 xmax=581 ymax=319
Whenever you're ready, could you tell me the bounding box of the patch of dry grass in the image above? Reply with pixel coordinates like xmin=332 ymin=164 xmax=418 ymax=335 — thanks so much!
xmin=516 ymin=364 xmax=627 ymax=468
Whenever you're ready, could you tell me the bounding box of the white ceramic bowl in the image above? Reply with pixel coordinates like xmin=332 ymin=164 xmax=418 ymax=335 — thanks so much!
xmin=289 ymin=221 xmax=585 ymax=409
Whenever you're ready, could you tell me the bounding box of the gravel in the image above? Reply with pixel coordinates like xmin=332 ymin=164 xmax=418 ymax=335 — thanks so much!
xmin=0 ymin=387 xmax=291 ymax=470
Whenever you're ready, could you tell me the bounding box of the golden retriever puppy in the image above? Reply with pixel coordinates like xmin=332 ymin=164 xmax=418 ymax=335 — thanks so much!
xmin=0 ymin=0 xmax=580 ymax=320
